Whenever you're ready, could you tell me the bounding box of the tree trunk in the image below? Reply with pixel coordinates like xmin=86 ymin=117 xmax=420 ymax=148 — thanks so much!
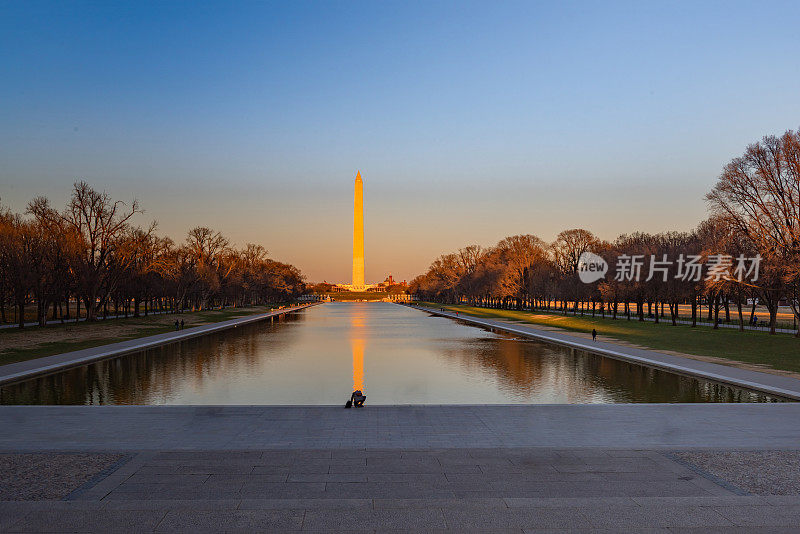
xmin=37 ymin=297 xmax=46 ymax=327
xmin=736 ymin=295 xmax=744 ymax=332
xmin=724 ymin=295 xmax=731 ymax=323
xmin=85 ymin=292 xmax=98 ymax=321
xmin=768 ymin=304 xmax=778 ymax=335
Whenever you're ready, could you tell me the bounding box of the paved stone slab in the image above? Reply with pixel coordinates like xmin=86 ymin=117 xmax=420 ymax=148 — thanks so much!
xmin=583 ymin=504 xmax=733 ymax=528
xmin=155 ymin=509 xmax=304 ymax=532
xmin=0 ymin=504 xmax=28 ymax=531
xmin=3 ymin=404 xmax=800 ymax=450
xmin=5 ymin=509 xmax=168 ymax=532
xmin=373 ymin=497 xmax=509 ymax=509
xmin=238 ymin=498 xmax=371 ymax=509
xmin=442 ymin=506 xmax=592 ymax=530
xmin=1 ymin=446 xmax=797 ymax=531
xmin=101 ymin=499 xmax=240 ymax=510
xmin=713 ymin=504 xmax=800 ymax=526
xmin=301 ymin=508 xmax=448 ymax=530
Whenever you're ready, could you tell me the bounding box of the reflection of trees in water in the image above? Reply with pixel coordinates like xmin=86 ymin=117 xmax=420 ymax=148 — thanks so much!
xmin=582 ymin=351 xmax=777 ymax=402
xmin=1 ymin=308 xmax=783 ymax=405
xmin=0 ymin=314 xmax=302 ymax=405
xmin=439 ymin=334 xmax=779 ymax=403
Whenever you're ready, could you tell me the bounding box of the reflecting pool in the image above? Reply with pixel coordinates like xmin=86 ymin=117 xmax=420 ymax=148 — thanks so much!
xmin=0 ymin=302 xmax=782 ymax=404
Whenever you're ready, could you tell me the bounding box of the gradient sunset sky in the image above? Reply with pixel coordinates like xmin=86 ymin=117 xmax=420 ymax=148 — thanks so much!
xmin=2 ymin=1 xmax=799 ymax=283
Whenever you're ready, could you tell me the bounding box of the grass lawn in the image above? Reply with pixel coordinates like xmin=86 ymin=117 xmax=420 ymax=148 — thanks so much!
xmin=0 ymin=305 xmax=294 ymax=366
xmin=420 ymin=302 xmax=800 ymax=374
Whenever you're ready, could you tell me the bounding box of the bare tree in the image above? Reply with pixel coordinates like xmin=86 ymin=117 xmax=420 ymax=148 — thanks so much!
xmin=551 ymin=229 xmax=597 ymax=274
xmin=706 ymin=128 xmax=800 ymax=334
xmin=1 ymin=186 xmax=305 ymax=325
xmin=0 ymin=213 xmax=35 ymax=327
xmin=494 ymin=234 xmax=548 ymax=309
xmin=551 ymin=229 xmax=598 ymax=314
xmin=28 ymin=182 xmax=143 ymax=321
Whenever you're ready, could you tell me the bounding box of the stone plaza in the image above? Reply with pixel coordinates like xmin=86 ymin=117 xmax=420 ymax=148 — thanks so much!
xmin=2 ymin=404 xmax=800 ymax=532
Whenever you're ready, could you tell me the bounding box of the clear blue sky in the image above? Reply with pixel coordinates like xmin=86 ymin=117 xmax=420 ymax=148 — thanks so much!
xmin=2 ymin=1 xmax=799 ymax=283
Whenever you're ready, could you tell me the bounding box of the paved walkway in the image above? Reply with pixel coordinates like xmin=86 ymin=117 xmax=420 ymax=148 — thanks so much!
xmin=412 ymin=305 xmax=800 ymax=400
xmin=2 ymin=404 xmax=800 ymax=450
xmin=0 ymin=305 xmax=315 ymax=386
xmin=6 ymin=448 xmax=799 ymax=532
xmin=2 ymin=406 xmax=800 ymax=531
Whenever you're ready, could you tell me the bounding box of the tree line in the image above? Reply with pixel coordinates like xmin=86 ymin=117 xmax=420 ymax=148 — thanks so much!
xmin=411 ymin=128 xmax=800 ymax=336
xmin=0 ymin=182 xmax=305 ymax=327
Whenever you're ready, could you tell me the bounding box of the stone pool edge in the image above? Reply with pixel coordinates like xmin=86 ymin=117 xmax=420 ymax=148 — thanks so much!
xmin=0 ymin=304 xmax=318 ymax=386
xmin=408 ymin=304 xmax=800 ymax=401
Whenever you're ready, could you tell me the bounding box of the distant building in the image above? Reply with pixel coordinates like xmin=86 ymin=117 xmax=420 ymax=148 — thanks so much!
xmin=374 ymin=275 xmax=408 ymax=291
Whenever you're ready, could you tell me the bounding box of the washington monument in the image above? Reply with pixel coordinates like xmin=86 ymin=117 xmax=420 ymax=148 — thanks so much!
xmin=352 ymin=171 xmax=365 ymax=290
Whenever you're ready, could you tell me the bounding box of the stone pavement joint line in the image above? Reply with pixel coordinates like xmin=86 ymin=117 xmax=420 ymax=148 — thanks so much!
xmin=412 ymin=305 xmax=800 ymax=400
xmin=3 ymin=448 xmax=800 ymax=532
xmin=0 ymin=304 xmax=316 ymax=386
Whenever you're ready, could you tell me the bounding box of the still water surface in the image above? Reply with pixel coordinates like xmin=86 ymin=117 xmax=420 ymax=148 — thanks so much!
xmin=0 ymin=302 xmax=779 ymax=404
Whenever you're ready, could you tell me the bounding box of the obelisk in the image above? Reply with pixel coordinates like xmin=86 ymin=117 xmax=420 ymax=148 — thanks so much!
xmin=352 ymin=171 xmax=365 ymax=290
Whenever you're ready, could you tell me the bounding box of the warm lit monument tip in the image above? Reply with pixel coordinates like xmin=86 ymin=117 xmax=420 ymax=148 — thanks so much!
xmin=352 ymin=171 xmax=365 ymax=290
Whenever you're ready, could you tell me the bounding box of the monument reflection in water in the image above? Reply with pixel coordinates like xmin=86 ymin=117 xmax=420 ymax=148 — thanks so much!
xmin=0 ymin=302 xmax=782 ymax=405
xmin=351 ymin=310 xmax=365 ymax=394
